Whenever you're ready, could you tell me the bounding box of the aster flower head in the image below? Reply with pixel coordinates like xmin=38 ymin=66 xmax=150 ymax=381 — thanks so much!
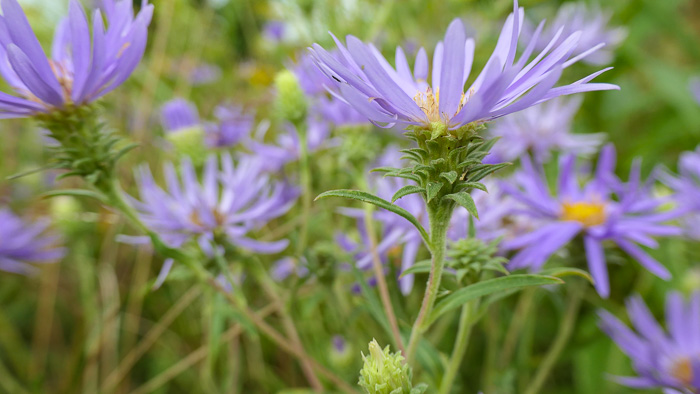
xmin=204 ymin=104 xmax=255 ymax=148
xmin=599 ymin=292 xmax=700 ymax=392
xmin=132 ymin=153 xmax=297 ymax=254
xmin=502 ymin=145 xmax=681 ymax=297
xmin=0 ymin=0 xmax=153 ymax=118
xmin=308 ymin=0 xmax=618 ymax=136
xmin=524 ymin=2 xmax=626 ymax=66
xmin=487 ymin=97 xmax=604 ymax=163
xmin=161 ymin=98 xmax=200 ymax=133
xmin=0 ymin=208 xmax=65 ymax=275
xmin=662 ymin=145 xmax=700 ymax=239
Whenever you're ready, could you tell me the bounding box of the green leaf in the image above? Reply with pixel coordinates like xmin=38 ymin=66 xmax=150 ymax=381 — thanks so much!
xmin=315 ymin=190 xmax=429 ymax=246
xmin=411 ymin=383 xmax=429 ymax=394
xmin=540 ymin=267 xmax=595 ymax=285
xmin=42 ymin=189 xmax=107 ymax=203
xmin=399 ymin=260 xmax=432 ymax=277
xmin=444 ymin=191 xmax=479 ymax=219
xmin=112 ymin=143 xmax=140 ymax=162
xmin=370 ymin=166 xmax=400 ymax=174
xmin=440 ymin=171 xmax=458 ymax=184
xmin=428 ymin=274 xmax=564 ymax=324
xmin=391 ymin=185 xmax=424 ymax=203
xmin=457 ymin=182 xmax=487 ymax=193
xmin=426 ymin=182 xmax=443 ymax=202
xmin=466 ymin=163 xmax=510 ymax=182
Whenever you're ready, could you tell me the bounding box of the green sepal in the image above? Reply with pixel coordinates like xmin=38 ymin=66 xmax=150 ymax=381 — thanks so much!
xmin=444 ymin=191 xmax=479 ymax=219
xmin=440 ymin=171 xmax=458 ymax=185
xmin=426 ymin=182 xmax=443 ymax=203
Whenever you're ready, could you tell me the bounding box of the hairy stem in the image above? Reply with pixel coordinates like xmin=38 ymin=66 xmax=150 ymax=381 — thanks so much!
xmin=405 ymin=203 xmax=452 ymax=363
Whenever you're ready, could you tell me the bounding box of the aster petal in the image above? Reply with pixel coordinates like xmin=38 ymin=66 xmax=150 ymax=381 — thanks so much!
xmin=5 ymin=44 xmax=63 ymax=106
xmin=438 ymin=19 xmax=467 ymax=118
xmin=615 ymin=238 xmax=671 ymax=280
xmin=584 ymin=236 xmax=609 ymax=297
xmin=68 ymin=0 xmax=91 ymax=102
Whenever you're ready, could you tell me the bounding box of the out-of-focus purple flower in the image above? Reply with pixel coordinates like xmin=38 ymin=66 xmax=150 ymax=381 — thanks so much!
xmin=0 ymin=208 xmax=64 ymax=275
xmin=690 ymin=78 xmax=700 ymax=105
xmin=662 ymin=146 xmax=700 ymax=239
xmin=205 ymin=104 xmax=255 ymax=148
xmin=308 ymin=1 xmax=618 ymax=131
xmin=189 ymin=62 xmax=222 ymax=86
xmin=270 ymin=257 xmax=309 ymax=281
xmin=160 ymin=98 xmax=200 ymax=133
xmin=248 ymin=118 xmax=336 ymax=172
xmin=132 ymin=154 xmax=297 ymax=253
xmin=0 ymin=0 xmax=153 ymax=118
xmin=599 ymin=292 xmax=700 ymax=392
xmin=292 ymin=53 xmax=369 ymax=127
xmin=263 ymin=20 xmax=285 ymax=42
xmin=502 ymin=145 xmax=681 ymax=297
xmin=486 ymin=97 xmax=604 ymax=163
xmin=523 ymin=3 xmax=626 ymax=66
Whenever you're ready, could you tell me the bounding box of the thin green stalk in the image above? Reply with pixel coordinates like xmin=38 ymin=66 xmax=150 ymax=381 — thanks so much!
xmin=439 ymin=300 xmax=479 ymax=394
xmin=524 ymin=281 xmax=585 ymax=394
xmin=296 ymin=120 xmax=313 ymax=255
xmin=405 ymin=203 xmax=452 ymax=363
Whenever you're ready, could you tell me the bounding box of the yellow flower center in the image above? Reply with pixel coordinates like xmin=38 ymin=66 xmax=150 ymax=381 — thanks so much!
xmin=671 ymin=357 xmax=694 ymax=387
xmin=413 ymin=87 xmax=468 ymax=124
xmin=560 ymin=201 xmax=606 ymax=227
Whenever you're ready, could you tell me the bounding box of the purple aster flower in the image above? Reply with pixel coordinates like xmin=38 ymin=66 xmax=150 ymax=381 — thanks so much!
xmin=270 ymin=257 xmax=309 ymax=281
xmin=308 ymin=0 xmax=618 ymax=131
xmin=292 ymin=53 xmax=369 ymax=127
xmin=523 ymin=2 xmax=626 ymax=66
xmin=160 ymin=98 xmax=200 ymax=133
xmin=263 ymin=21 xmax=285 ymax=42
xmin=0 ymin=0 xmax=153 ymax=118
xmin=598 ymin=292 xmax=700 ymax=392
xmin=690 ymin=78 xmax=700 ymax=105
xmin=0 ymin=208 xmax=65 ymax=275
xmin=486 ymin=97 xmax=604 ymax=163
xmin=204 ymin=104 xmax=255 ymax=148
xmin=132 ymin=153 xmax=297 ymax=253
xmin=662 ymin=146 xmax=700 ymax=239
xmin=501 ymin=145 xmax=681 ymax=297
xmin=189 ymin=62 xmax=222 ymax=86
xmin=248 ymin=118 xmax=336 ymax=172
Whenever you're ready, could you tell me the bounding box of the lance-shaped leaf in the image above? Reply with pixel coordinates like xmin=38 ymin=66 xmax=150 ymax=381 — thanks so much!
xmin=315 ymin=189 xmax=430 ymax=246
xmin=426 ymin=182 xmax=443 ymax=202
xmin=466 ymin=163 xmax=510 ymax=183
xmin=444 ymin=191 xmax=479 ymax=219
xmin=540 ymin=267 xmax=595 ymax=284
xmin=440 ymin=171 xmax=458 ymax=184
xmin=392 ymin=185 xmax=425 ymax=203
xmin=427 ymin=274 xmax=564 ymax=325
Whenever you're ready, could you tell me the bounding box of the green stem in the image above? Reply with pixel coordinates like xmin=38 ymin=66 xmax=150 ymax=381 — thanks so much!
xmin=296 ymin=120 xmax=312 ymax=256
xmin=439 ymin=300 xmax=478 ymax=394
xmin=405 ymin=203 xmax=452 ymax=363
xmin=524 ymin=281 xmax=584 ymax=394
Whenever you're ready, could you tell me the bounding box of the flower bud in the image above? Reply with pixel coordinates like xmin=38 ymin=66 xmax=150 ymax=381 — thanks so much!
xmin=165 ymin=126 xmax=208 ymax=166
xmin=358 ymin=339 xmax=415 ymax=394
xmin=274 ymin=70 xmax=308 ymax=124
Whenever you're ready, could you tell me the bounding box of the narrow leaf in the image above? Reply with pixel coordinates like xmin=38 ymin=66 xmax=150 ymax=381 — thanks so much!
xmin=42 ymin=189 xmax=107 ymax=202
xmin=428 ymin=274 xmax=564 ymax=324
xmin=315 ymin=189 xmax=429 ymax=246
xmin=399 ymin=260 xmax=432 ymax=277
xmin=391 ymin=185 xmax=424 ymax=203
xmin=426 ymin=182 xmax=443 ymax=203
xmin=445 ymin=191 xmax=479 ymax=219
xmin=440 ymin=171 xmax=458 ymax=185
xmin=540 ymin=267 xmax=595 ymax=284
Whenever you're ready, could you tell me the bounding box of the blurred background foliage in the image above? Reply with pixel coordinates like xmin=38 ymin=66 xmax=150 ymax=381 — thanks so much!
xmin=0 ymin=0 xmax=698 ymax=393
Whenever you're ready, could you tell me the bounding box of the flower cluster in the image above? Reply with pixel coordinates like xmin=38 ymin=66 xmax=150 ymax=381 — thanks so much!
xmin=502 ymin=145 xmax=681 ymax=297
xmin=308 ymin=0 xmax=618 ymax=134
xmin=0 ymin=208 xmax=64 ymax=275
xmin=0 ymin=0 xmax=153 ymax=118
xmin=599 ymin=292 xmax=700 ymax=392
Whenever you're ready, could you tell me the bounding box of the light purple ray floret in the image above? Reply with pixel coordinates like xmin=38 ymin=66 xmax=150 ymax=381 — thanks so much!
xmin=599 ymin=292 xmax=700 ymax=392
xmin=132 ymin=154 xmax=298 ymax=253
xmin=0 ymin=0 xmax=153 ymax=118
xmin=501 ymin=144 xmax=681 ymax=298
xmin=308 ymin=0 xmax=619 ymax=130
xmin=160 ymin=98 xmax=200 ymax=133
xmin=205 ymin=104 xmax=255 ymax=148
xmin=523 ymin=2 xmax=626 ymax=66
xmin=293 ymin=52 xmax=369 ymax=127
xmin=0 ymin=208 xmax=65 ymax=275
xmin=662 ymin=145 xmax=700 ymax=239
xmin=337 ymin=147 xmax=513 ymax=295
xmin=486 ymin=97 xmax=604 ymax=163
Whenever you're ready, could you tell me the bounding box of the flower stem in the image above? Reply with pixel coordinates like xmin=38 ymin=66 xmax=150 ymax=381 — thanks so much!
xmin=439 ymin=300 xmax=478 ymax=394
xmin=405 ymin=203 xmax=452 ymax=363
xmin=524 ymin=281 xmax=584 ymax=394
xmin=296 ymin=121 xmax=313 ymax=256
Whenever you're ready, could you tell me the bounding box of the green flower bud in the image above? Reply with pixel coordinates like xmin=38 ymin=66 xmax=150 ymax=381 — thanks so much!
xmin=274 ymin=70 xmax=308 ymax=124
xmin=165 ymin=126 xmax=208 ymax=165
xmin=358 ymin=339 xmax=414 ymax=394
